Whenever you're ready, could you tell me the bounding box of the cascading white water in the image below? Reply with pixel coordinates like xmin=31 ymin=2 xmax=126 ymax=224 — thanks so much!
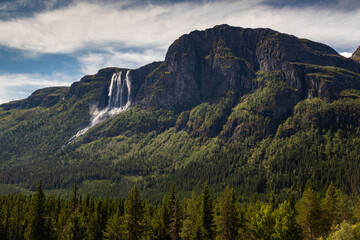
xmin=67 ymin=70 xmax=132 ymax=143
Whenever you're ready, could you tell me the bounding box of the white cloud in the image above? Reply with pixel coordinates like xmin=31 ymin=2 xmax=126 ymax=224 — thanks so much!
xmin=1 ymin=0 xmax=360 ymax=103
xmin=339 ymin=52 xmax=353 ymax=58
xmin=77 ymin=48 xmax=166 ymax=74
xmin=0 ymin=72 xmax=75 ymax=104
xmin=0 ymin=0 xmax=359 ymax=56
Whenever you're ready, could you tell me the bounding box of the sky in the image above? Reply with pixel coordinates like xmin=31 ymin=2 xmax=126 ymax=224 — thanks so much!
xmin=0 ymin=0 xmax=360 ymax=104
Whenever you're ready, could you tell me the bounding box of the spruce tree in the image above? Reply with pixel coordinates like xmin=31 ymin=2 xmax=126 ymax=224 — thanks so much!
xmin=0 ymin=199 xmax=6 ymax=239
xmin=103 ymin=211 xmax=123 ymax=240
xmin=168 ymin=184 xmax=180 ymax=240
xmin=198 ymin=182 xmax=214 ymax=240
xmin=252 ymin=204 xmax=275 ymax=239
xmin=153 ymin=195 xmax=170 ymax=240
xmin=86 ymin=198 xmax=105 ymax=240
xmin=123 ymin=186 xmax=145 ymax=240
xmin=269 ymin=192 xmax=277 ymax=212
xmin=296 ymin=180 xmax=323 ymax=239
xmin=215 ymin=186 xmax=238 ymax=240
xmin=69 ymin=184 xmax=78 ymax=213
xmin=179 ymin=189 xmax=199 ymax=240
xmin=25 ymin=180 xmax=47 ymax=240
xmin=7 ymin=194 xmax=26 ymax=240
xmin=63 ymin=212 xmax=86 ymax=240
xmin=272 ymin=200 xmax=302 ymax=240
xmin=322 ymin=183 xmax=346 ymax=235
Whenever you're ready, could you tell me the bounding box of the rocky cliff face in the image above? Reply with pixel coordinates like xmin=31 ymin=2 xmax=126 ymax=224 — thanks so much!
xmin=3 ymin=25 xmax=360 ymax=118
xmin=64 ymin=62 xmax=161 ymax=109
xmin=1 ymin=24 xmax=360 ymax=197
xmin=352 ymin=45 xmax=360 ymax=62
xmin=134 ymin=25 xmax=360 ymax=111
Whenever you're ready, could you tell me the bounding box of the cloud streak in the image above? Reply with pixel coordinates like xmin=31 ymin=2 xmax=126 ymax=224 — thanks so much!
xmin=0 ymin=72 xmax=75 ymax=104
xmin=0 ymin=0 xmax=359 ymax=55
xmin=77 ymin=48 xmax=166 ymax=74
xmin=0 ymin=0 xmax=360 ymax=103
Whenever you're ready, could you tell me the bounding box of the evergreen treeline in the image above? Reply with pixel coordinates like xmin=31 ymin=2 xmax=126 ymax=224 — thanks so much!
xmin=2 ymin=180 xmax=360 ymax=240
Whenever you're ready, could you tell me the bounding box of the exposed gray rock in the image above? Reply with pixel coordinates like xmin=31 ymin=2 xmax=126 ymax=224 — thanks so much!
xmin=134 ymin=25 xmax=360 ymax=111
xmin=352 ymin=45 xmax=360 ymax=62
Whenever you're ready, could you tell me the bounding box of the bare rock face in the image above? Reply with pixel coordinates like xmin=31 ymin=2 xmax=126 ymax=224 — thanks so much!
xmin=352 ymin=45 xmax=360 ymax=62
xmin=65 ymin=67 xmax=122 ymax=108
xmin=6 ymin=25 xmax=360 ymax=116
xmin=65 ymin=62 xmax=162 ymax=109
xmin=134 ymin=25 xmax=360 ymax=111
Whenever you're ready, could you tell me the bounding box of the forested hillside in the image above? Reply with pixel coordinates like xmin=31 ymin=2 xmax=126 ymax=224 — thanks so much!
xmin=1 ymin=25 xmax=360 ymax=201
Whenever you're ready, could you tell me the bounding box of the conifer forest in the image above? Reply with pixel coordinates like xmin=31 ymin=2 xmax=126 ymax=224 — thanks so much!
xmin=1 ymin=180 xmax=360 ymax=240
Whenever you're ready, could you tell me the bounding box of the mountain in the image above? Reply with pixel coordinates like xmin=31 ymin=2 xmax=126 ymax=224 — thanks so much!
xmin=352 ymin=45 xmax=360 ymax=62
xmin=1 ymin=24 xmax=360 ymax=200
xmin=1 ymin=87 xmax=69 ymax=110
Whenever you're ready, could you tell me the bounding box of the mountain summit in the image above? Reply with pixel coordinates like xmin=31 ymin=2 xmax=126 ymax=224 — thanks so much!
xmin=136 ymin=24 xmax=360 ymax=110
xmin=1 ymin=25 xmax=360 ymax=199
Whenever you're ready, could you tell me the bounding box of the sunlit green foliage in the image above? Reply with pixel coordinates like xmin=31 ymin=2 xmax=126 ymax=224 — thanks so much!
xmin=1 ymin=70 xmax=360 ymax=203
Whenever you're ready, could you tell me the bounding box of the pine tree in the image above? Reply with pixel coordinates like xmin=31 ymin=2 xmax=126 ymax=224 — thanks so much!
xmin=296 ymin=180 xmax=323 ymax=239
xmin=322 ymin=182 xmax=346 ymax=235
xmin=180 ymin=189 xmax=199 ymax=240
xmin=215 ymin=186 xmax=239 ymax=240
xmin=123 ymin=186 xmax=145 ymax=240
xmin=168 ymin=184 xmax=180 ymax=240
xmin=44 ymin=195 xmax=58 ymax=240
xmin=327 ymin=221 xmax=357 ymax=240
xmin=25 ymin=180 xmax=47 ymax=240
xmin=103 ymin=211 xmax=124 ymax=240
xmin=269 ymin=192 xmax=277 ymax=212
xmin=244 ymin=193 xmax=261 ymax=239
xmin=153 ymin=195 xmax=170 ymax=240
xmin=272 ymin=200 xmax=302 ymax=240
xmin=0 ymin=198 xmax=5 ymax=239
xmin=250 ymin=204 xmax=275 ymax=239
xmin=7 ymin=194 xmax=26 ymax=240
xmin=69 ymin=184 xmax=78 ymax=213
xmin=62 ymin=212 xmax=86 ymax=240
xmin=197 ymin=182 xmax=214 ymax=240
xmin=86 ymin=198 xmax=105 ymax=240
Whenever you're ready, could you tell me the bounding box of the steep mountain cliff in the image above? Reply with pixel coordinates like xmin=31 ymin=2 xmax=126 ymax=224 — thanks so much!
xmin=136 ymin=25 xmax=360 ymax=110
xmin=352 ymin=45 xmax=360 ymax=62
xmin=1 ymin=25 xmax=360 ymax=199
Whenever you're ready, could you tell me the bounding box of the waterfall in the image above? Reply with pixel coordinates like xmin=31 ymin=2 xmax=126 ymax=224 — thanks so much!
xmin=107 ymin=70 xmax=131 ymax=109
xmin=67 ymin=70 xmax=132 ymax=144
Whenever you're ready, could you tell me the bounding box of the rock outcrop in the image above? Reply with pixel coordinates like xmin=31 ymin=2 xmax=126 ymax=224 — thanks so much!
xmin=352 ymin=45 xmax=360 ymax=62
xmin=134 ymin=25 xmax=360 ymax=111
xmin=4 ymin=25 xmax=360 ymax=115
xmin=65 ymin=62 xmax=162 ymax=109
xmin=2 ymin=24 xmax=360 ymax=197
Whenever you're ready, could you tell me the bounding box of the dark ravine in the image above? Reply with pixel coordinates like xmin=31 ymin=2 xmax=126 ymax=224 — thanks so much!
xmin=1 ymin=24 xmax=360 ymax=199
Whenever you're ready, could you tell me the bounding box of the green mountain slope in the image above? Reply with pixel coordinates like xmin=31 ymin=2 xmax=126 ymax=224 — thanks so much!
xmin=1 ymin=25 xmax=360 ymax=200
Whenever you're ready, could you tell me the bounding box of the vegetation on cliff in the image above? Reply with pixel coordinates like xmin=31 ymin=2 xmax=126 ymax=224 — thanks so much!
xmin=0 ymin=25 xmax=360 ymax=202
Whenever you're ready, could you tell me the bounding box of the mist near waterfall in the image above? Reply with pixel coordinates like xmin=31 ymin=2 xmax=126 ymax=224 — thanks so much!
xmin=67 ymin=70 xmax=131 ymax=143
